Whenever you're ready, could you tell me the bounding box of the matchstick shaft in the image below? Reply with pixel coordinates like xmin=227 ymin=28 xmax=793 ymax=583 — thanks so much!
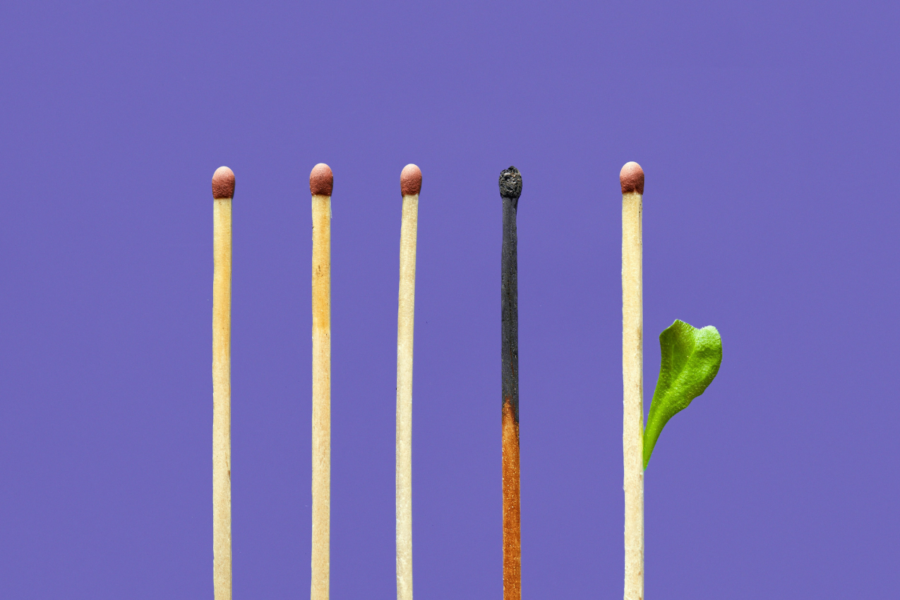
xmin=311 ymin=193 xmax=332 ymax=600
xmin=622 ymin=190 xmax=644 ymax=600
xmin=501 ymin=195 xmax=521 ymax=600
xmin=396 ymin=192 xmax=419 ymax=600
xmin=212 ymin=197 xmax=232 ymax=600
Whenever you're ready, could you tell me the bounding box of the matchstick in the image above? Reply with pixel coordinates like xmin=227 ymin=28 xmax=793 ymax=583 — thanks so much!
xmin=620 ymin=161 xmax=644 ymax=600
xmin=396 ymin=164 xmax=422 ymax=600
xmin=211 ymin=166 xmax=235 ymax=600
xmin=310 ymin=163 xmax=333 ymax=600
xmin=499 ymin=166 xmax=522 ymax=600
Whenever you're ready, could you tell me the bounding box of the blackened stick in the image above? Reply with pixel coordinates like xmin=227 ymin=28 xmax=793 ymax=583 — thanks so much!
xmin=499 ymin=166 xmax=522 ymax=600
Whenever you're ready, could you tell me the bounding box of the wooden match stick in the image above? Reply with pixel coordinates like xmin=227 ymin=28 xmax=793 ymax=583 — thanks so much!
xmin=499 ymin=166 xmax=522 ymax=600
xmin=620 ymin=161 xmax=645 ymax=600
xmin=396 ymin=164 xmax=422 ymax=600
xmin=211 ymin=166 xmax=235 ymax=600
xmin=310 ymin=163 xmax=333 ymax=600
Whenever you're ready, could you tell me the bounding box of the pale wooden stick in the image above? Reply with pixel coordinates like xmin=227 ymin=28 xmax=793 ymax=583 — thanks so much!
xmin=396 ymin=164 xmax=422 ymax=600
xmin=310 ymin=163 xmax=333 ymax=600
xmin=211 ymin=166 xmax=235 ymax=600
xmin=620 ymin=161 xmax=644 ymax=600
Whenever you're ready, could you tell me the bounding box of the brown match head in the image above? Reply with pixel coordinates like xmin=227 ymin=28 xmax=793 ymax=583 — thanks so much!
xmin=310 ymin=163 xmax=334 ymax=196
xmin=620 ymin=162 xmax=644 ymax=195
xmin=212 ymin=166 xmax=235 ymax=199
xmin=400 ymin=164 xmax=422 ymax=196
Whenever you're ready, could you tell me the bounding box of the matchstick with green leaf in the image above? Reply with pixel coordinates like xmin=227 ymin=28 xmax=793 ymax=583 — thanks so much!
xmin=619 ymin=162 xmax=723 ymax=600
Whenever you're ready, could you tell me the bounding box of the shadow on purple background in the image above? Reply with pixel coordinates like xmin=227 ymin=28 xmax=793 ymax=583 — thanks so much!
xmin=0 ymin=2 xmax=897 ymax=598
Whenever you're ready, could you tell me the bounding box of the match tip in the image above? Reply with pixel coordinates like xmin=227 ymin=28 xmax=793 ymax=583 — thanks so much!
xmin=212 ymin=166 xmax=235 ymax=199
xmin=400 ymin=164 xmax=422 ymax=196
xmin=499 ymin=166 xmax=522 ymax=200
xmin=310 ymin=163 xmax=333 ymax=196
xmin=620 ymin=162 xmax=644 ymax=195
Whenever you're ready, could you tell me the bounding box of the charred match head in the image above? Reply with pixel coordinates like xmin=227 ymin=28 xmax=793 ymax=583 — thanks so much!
xmin=400 ymin=164 xmax=422 ymax=196
xmin=310 ymin=163 xmax=334 ymax=196
xmin=212 ymin=166 xmax=235 ymax=199
xmin=499 ymin=166 xmax=522 ymax=202
xmin=620 ymin=162 xmax=644 ymax=195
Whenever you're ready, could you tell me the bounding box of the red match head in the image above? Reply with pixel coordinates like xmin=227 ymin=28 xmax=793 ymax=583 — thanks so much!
xmin=619 ymin=162 xmax=644 ymax=195
xmin=400 ymin=164 xmax=422 ymax=196
xmin=310 ymin=163 xmax=334 ymax=196
xmin=212 ymin=166 xmax=235 ymax=199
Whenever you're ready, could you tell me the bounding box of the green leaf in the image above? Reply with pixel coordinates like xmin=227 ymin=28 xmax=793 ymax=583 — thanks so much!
xmin=643 ymin=320 xmax=722 ymax=469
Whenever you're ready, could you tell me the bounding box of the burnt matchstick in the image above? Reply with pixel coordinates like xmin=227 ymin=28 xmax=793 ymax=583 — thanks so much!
xmin=211 ymin=166 xmax=235 ymax=600
xmin=499 ymin=166 xmax=522 ymax=600
xmin=310 ymin=163 xmax=333 ymax=600
xmin=396 ymin=164 xmax=422 ymax=600
xmin=620 ymin=161 xmax=645 ymax=600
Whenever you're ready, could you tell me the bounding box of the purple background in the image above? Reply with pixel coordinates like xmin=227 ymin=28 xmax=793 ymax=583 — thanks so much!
xmin=1 ymin=1 xmax=897 ymax=598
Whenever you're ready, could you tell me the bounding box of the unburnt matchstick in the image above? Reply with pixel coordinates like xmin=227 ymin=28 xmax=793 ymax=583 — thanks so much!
xmin=310 ymin=163 xmax=334 ymax=600
xmin=499 ymin=166 xmax=522 ymax=600
xmin=619 ymin=161 xmax=645 ymax=600
xmin=211 ymin=166 xmax=235 ymax=600
xmin=396 ymin=164 xmax=422 ymax=600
